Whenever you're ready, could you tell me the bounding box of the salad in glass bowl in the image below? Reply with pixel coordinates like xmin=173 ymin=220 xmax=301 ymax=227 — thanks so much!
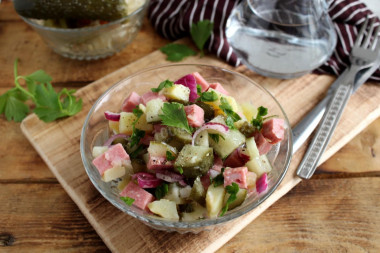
xmin=81 ymin=64 xmax=292 ymax=233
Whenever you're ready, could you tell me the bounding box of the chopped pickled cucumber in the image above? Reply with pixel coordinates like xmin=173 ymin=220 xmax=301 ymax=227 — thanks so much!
xmin=190 ymin=177 xmax=206 ymax=205
xmin=181 ymin=202 xmax=207 ymax=221
xmin=13 ymin=0 xmax=132 ymax=21
xmin=174 ymin=145 xmax=214 ymax=179
xmin=169 ymin=127 xmax=193 ymax=144
xmin=206 ymin=184 xmax=225 ymax=218
xmin=195 ymin=101 xmax=215 ymax=122
xmin=223 ymin=188 xmax=247 ymax=210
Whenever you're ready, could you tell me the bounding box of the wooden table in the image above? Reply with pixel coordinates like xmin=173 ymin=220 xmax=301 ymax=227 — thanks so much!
xmin=1 ymin=2 xmax=379 ymax=252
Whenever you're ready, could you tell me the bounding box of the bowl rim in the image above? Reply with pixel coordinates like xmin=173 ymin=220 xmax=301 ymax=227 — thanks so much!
xmin=80 ymin=63 xmax=293 ymax=229
xmin=19 ymin=0 xmax=149 ymax=32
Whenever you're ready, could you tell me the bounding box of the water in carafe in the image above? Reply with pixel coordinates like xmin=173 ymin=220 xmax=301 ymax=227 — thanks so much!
xmin=226 ymin=0 xmax=337 ymax=79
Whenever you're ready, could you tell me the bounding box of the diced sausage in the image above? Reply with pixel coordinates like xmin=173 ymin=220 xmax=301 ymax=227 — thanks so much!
xmin=261 ymin=118 xmax=285 ymax=144
xmin=192 ymin=72 xmax=209 ymax=92
xmin=120 ymin=181 xmax=155 ymax=210
xmin=223 ymin=167 xmax=248 ymax=189
xmin=141 ymin=91 xmax=167 ymax=105
xmin=184 ymin=104 xmax=204 ymax=128
xmin=208 ymin=82 xmax=229 ymax=95
xmin=224 ymin=147 xmax=250 ymax=167
xmin=121 ymin=92 xmax=142 ymax=112
xmin=147 ymin=155 xmax=174 ymax=170
xmin=92 ymin=143 xmax=130 ymax=176
xmin=253 ymin=131 xmax=273 ymax=155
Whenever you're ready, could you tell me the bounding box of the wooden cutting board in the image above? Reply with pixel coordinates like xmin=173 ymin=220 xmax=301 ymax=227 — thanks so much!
xmin=20 ymin=47 xmax=380 ymax=252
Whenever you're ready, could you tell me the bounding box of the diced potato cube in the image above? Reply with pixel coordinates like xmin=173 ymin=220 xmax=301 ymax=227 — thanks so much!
xmin=181 ymin=203 xmax=207 ymax=221
xmin=223 ymin=188 xmax=247 ymax=211
xmin=241 ymin=102 xmax=257 ymax=122
xmin=206 ymin=184 xmax=226 ymax=218
xmin=102 ymin=166 xmax=125 ymax=182
xmin=163 ymin=84 xmax=190 ymax=103
xmin=117 ymin=175 xmax=131 ymax=191
xmin=164 ymin=183 xmax=186 ymax=204
xmin=148 ymin=199 xmax=179 ymax=220
xmin=148 ymin=142 xmax=177 ymax=157
xmin=204 ymin=88 xmax=240 ymax=116
xmin=119 ymin=112 xmax=153 ymax=134
xmin=245 ymin=137 xmax=271 ymax=176
xmin=92 ymin=146 xmax=108 ymax=158
xmin=146 ymin=98 xmax=164 ymax=123
xmin=194 ymin=130 xmax=209 ymax=147
xmin=109 ymin=120 xmax=120 ymax=134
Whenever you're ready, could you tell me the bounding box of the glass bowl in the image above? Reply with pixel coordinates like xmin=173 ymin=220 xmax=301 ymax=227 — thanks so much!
xmin=19 ymin=0 xmax=148 ymax=60
xmin=80 ymin=64 xmax=293 ymax=233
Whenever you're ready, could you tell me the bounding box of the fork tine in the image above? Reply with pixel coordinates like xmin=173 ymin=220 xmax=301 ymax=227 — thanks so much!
xmin=354 ymin=18 xmax=369 ymax=47
xmin=372 ymin=25 xmax=380 ymax=51
xmin=362 ymin=19 xmax=376 ymax=48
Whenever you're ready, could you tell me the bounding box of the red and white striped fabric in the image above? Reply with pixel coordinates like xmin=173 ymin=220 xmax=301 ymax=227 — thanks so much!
xmin=148 ymin=0 xmax=380 ymax=81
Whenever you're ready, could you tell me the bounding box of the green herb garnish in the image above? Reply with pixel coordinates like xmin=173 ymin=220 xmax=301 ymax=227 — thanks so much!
xmin=0 ymin=59 xmax=82 ymax=122
xmin=209 ymin=133 xmax=225 ymax=143
xmin=160 ymin=43 xmax=197 ymax=62
xmin=219 ymin=97 xmax=241 ymax=129
xmin=196 ymin=84 xmax=202 ymax=96
xmin=132 ymin=107 xmax=144 ymax=118
xmin=176 ymin=166 xmax=183 ymax=174
xmin=166 ymin=151 xmax=176 ymax=161
xmin=251 ymin=106 xmax=268 ymax=130
xmin=220 ymin=182 xmax=239 ymax=217
xmin=129 ymin=107 xmax=145 ymax=148
xmin=211 ymin=168 xmax=225 ymax=187
xmin=190 ymin=20 xmax=214 ymax=56
xmin=155 ymin=183 xmax=169 ymax=199
xmin=159 ymin=102 xmax=193 ymax=134
xmin=120 ymin=196 xmax=135 ymax=206
xmin=151 ymin=80 xmax=174 ymax=93
xmin=129 ymin=144 xmax=144 ymax=159
xmin=199 ymin=90 xmax=218 ymax=102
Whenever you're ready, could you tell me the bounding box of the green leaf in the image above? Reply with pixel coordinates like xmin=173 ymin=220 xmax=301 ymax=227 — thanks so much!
xmin=151 ymin=80 xmax=174 ymax=93
xmin=3 ymin=94 xmax=29 ymax=122
xmin=166 ymin=151 xmax=176 ymax=161
xmin=251 ymin=106 xmax=268 ymax=131
xmin=219 ymin=97 xmax=241 ymax=130
xmin=25 ymin=70 xmax=52 ymax=84
xmin=190 ymin=20 xmax=214 ymax=56
xmin=209 ymin=133 xmax=225 ymax=143
xmin=176 ymin=166 xmax=183 ymax=174
xmin=60 ymin=88 xmax=82 ymax=116
xmin=220 ymin=182 xmax=239 ymax=216
xmin=159 ymin=102 xmax=193 ymax=134
xmin=199 ymin=90 xmax=218 ymax=102
xmin=196 ymin=85 xmax=202 ymax=96
xmin=130 ymin=128 xmax=145 ymax=148
xmin=211 ymin=168 xmax=225 ymax=187
xmin=120 ymin=196 xmax=135 ymax=206
xmin=129 ymin=144 xmax=144 ymax=159
xmin=155 ymin=183 xmax=169 ymax=199
xmin=160 ymin=43 xmax=197 ymax=62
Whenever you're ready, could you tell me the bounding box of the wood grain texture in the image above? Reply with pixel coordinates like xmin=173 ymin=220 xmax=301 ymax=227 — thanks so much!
xmin=218 ymin=177 xmax=380 ymax=253
xmin=19 ymin=46 xmax=380 ymax=252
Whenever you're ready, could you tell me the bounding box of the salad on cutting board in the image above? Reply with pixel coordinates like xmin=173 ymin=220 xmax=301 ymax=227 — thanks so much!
xmin=91 ymin=72 xmax=285 ymax=221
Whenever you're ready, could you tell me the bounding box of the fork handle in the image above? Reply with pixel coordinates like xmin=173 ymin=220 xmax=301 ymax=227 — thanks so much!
xmin=296 ymin=78 xmax=354 ymax=179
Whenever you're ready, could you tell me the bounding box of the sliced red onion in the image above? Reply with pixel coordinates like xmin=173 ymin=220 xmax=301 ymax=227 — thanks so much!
xmin=132 ymin=172 xmax=162 ymax=188
xmin=256 ymin=173 xmax=268 ymax=194
xmin=192 ymin=122 xmax=229 ymax=146
xmin=103 ymin=134 xmax=129 ymax=147
xmin=104 ymin=111 xmax=120 ymax=121
xmin=156 ymin=170 xmax=186 ymax=186
xmin=224 ymin=146 xmax=251 ymax=167
xmin=175 ymin=74 xmax=198 ymax=102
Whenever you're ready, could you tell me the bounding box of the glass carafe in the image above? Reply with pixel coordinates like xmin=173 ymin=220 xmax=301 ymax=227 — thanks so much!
xmin=226 ymin=0 xmax=337 ymax=79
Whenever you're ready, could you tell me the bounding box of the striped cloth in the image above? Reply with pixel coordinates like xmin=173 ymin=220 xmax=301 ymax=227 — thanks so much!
xmin=148 ymin=0 xmax=380 ymax=81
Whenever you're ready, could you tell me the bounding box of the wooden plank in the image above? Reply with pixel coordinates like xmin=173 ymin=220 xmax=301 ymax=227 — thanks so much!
xmin=218 ymin=177 xmax=380 ymax=253
xmin=1 ymin=178 xmax=379 ymax=252
xmin=0 ymin=3 xmax=169 ymax=87
xmin=0 ymin=183 xmax=109 ymax=252
xmin=20 ymin=45 xmax=380 ymax=252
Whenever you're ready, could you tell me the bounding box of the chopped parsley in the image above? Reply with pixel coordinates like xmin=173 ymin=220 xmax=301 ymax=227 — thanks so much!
xmin=251 ymin=106 xmax=268 ymax=131
xmin=120 ymin=196 xmax=135 ymax=206
xmin=176 ymin=166 xmax=183 ymax=174
xmin=199 ymin=90 xmax=218 ymax=102
xmin=220 ymin=182 xmax=239 ymax=217
xmin=129 ymin=107 xmax=145 ymax=148
xmin=166 ymin=151 xmax=176 ymax=161
xmin=129 ymin=144 xmax=144 ymax=159
xmin=219 ymin=97 xmax=241 ymax=129
xmin=190 ymin=20 xmax=214 ymax=57
xmin=196 ymin=84 xmax=202 ymax=95
xmin=151 ymin=80 xmax=174 ymax=93
xmin=155 ymin=183 xmax=169 ymax=199
xmin=159 ymin=102 xmax=193 ymax=134
xmin=211 ymin=168 xmax=225 ymax=187
xmin=209 ymin=133 xmax=225 ymax=143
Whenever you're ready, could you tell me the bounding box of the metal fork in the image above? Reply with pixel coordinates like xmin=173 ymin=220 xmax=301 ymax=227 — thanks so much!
xmin=296 ymin=18 xmax=380 ymax=179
